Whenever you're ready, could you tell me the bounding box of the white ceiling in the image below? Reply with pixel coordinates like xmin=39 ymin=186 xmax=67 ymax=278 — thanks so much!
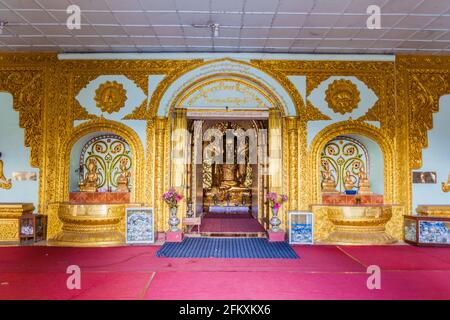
xmin=0 ymin=0 xmax=449 ymax=54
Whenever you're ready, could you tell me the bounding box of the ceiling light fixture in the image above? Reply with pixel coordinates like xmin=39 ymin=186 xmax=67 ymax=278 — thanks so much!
xmin=192 ymin=22 xmax=220 ymax=37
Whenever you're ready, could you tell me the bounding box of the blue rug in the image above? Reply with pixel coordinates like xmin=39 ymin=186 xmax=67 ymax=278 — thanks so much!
xmin=156 ymin=237 xmax=299 ymax=259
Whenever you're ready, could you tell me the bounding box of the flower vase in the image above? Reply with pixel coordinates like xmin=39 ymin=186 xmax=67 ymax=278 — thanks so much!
xmin=270 ymin=207 xmax=281 ymax=232
xmin=168 ymin=207 xmax=180 ymax=232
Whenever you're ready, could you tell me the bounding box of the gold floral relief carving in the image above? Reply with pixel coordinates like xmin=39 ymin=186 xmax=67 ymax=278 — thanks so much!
xmin=123 ymin=72 xmax=149 ymax=120
xmin=148 ymin=60 xmax=204 ymax=117
xmin=94 ymin=80 xmax=127 ymax=114
xmin=304 ymin=100 xmax=331 ymax=122
xmin=397 ymin=55 xmax=450 ymax=169
xmin=0 ymin=70 xmax=44 ymax=168
xmin=325 ymin=79 xmax=361 ymax=115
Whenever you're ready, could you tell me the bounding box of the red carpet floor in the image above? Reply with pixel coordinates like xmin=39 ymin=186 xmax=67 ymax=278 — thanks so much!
xmin=0 ymin=245 xmax=449 ymax=300
xmin=195 ymin=213 xmax=265 ymax=233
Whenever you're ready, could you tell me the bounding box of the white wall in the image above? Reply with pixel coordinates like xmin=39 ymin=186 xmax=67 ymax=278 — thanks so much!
xmin=412 ymin=95 xmax=450 ymax=212
xmin=0 ymin=93 xmax=39 ymax=210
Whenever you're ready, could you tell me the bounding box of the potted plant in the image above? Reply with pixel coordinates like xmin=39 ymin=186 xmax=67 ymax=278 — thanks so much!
xmin=266 ymin=192 xmax=288 ymax=232
xmin=163 ymin=188 xmax=183 ymax=231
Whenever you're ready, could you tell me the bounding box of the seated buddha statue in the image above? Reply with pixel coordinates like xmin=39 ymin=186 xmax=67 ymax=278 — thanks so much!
xmin=321 ymin=169 xmax=338 ymax=193
xmin=79 ymin=158 xmax=98 ymax=192
xmin=357 ymin=167 xmax=372 ymax=194
xmin=344 ymin=170 xmax=355 ymax=191
xmin=116 ymin=158 xmax=131 ymax=193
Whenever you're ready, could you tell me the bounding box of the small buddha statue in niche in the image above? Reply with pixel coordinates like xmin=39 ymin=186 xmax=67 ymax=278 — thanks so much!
xmin=116 ymin=158 xmax=131 ymax=193
xmin=357 ymin=167 xmax=372 ymax=194
xmin=344 ymin=170 xmax=355 ymax=191
xmin=321 ymin=168 xmax=338 ymax=193
xmin=79 ymin=158 xmax=99 ymax=192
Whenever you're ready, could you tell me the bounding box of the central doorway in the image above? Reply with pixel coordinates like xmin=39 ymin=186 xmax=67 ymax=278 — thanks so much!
xmin=187 ymin=118 xmax=269 ymax=237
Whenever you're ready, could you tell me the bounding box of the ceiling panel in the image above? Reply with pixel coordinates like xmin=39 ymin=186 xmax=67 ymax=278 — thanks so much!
xmin=0 ymin=0 xmax=447 ymax=54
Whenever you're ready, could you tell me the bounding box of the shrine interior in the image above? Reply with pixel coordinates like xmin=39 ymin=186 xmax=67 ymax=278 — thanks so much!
xmin=0 ymin=0 xmax=449 ymax=302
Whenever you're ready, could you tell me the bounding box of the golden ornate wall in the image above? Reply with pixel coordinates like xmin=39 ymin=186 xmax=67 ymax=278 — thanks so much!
xmin=0 ymin=53 xmax=449 ymax=238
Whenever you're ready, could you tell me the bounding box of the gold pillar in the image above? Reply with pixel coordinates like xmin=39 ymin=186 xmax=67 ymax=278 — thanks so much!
xmin=191 ymin=120 xmax=203 ymax=215
xmin=154 ymin=117 xmax=168 ymax=231
xmin=286 ymin=117 xmax=299 ymax=211
xmin=268 ymin=109 xmax=284 ymax=228
xmin=171 ymin=108 xmax=188 ymax=221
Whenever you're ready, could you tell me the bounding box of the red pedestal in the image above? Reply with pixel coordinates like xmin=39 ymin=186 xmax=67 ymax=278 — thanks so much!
xmin=69 ymin=192 xmax=130 ymax=204
xmin=322 ymin=194 xmax=383 ymax=205
xmin=166 ymin=231 xmax=183 ymax=242
xmin=268 ymin=231 xmax=286 ymax=242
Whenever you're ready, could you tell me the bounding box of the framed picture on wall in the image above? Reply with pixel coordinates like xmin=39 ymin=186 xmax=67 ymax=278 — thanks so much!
xmin=412 ymin=171 xmax=437 ymax=184
xmin=125 ymin=207 xmax=154 ymax=244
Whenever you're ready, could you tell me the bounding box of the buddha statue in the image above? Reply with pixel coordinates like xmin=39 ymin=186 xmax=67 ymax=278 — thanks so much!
xmin=357 ymin=167 xmax=372 ymax=194
xmin=0 ymin=159 xmax=12 ymax=190
xmin=321 ymin=168 xmax=338 ymax=193
xmin=344 ymin=170 xmax=355 ymax=191
xmin=116 ymin=157 xmax=131 ymax=193
xmin=79 ymin=158 xmax=99 ymax=192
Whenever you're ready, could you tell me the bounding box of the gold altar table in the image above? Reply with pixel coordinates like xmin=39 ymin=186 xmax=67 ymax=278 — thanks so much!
xmin=0 ymin=203 xmax=35 ymax=242
xmin=50 ymin=202 xmax=142 ymax=246
xmin=416 ymin=205 xmax=450 ymax=217
xmin=311 ymin=204 xmax=402 ymax=245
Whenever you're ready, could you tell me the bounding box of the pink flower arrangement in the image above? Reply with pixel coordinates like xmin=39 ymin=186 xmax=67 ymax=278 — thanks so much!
xmin=266 ymin=192 xmax=288 ymax=211
xmin=163 ymin=187 xmax=183 ymax=208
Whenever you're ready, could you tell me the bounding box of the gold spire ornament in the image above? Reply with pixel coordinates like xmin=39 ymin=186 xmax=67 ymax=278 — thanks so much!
xmin=0 ymin=159 xmax=12 ymax=190
xmin=442 ymin=172 xmax=450 ymax=193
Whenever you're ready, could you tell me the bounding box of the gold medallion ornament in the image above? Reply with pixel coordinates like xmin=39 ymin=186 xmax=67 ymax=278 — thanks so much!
xmin=94 ymin=80 xmax=127 ymax=114
xmin=325 ymin=79 xmax=361 ymax=115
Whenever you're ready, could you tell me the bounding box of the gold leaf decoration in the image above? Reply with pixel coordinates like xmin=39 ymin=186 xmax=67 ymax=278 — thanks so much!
xmin=325 ymin=79 xmax=361 ymax=115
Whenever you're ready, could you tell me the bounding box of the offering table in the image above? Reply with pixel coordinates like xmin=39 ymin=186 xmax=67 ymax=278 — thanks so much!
xmin=49 ymin=202 xmax=142 ymax=246
xmin=310 ymin=204 xmax=403 ymax=245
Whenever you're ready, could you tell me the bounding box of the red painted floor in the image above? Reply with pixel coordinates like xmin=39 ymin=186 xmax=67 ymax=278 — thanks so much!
xmin=197 ymin=213 xmax=265 ymax=233
xmin=0 ymin=245 xmax=449 ymax=300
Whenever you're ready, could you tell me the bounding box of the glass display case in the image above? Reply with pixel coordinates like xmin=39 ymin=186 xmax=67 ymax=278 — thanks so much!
xmin=19 ymin=214 xmax=47 ymax=244
xmin=404 ymin=215 xmax=450 ymax=246
xmin=288 ymin=211 xmax=314 ymax=244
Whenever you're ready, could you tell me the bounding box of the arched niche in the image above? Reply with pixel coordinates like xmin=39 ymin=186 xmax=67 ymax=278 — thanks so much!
xmin=69 ymin=133 xmax=132 ymax=193
xmin=309 ymin=120 xmax=394 ymax=203
xmin=320 ymin=134 xmax=384 ymax=194
xmin=61 ymin=119 xmax=145 ymax=203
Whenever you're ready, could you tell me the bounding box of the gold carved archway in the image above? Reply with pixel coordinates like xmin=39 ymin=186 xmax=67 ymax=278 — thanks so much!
xmin=61 ymin=118 xmax=145 ymax=203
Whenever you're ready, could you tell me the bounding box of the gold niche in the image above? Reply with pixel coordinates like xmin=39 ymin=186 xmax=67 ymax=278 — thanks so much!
xmin=94 ymin=80 xmax=127 ymax=114
xmin=325 ymin=79 xmax=361 ymax=115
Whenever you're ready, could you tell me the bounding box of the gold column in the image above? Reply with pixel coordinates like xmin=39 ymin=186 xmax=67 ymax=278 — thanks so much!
xmin=286 ymin=117 xmax=299 ymax=212
xmin=268 ymin=109 xmax=284 ymax=228
xmin=154 ymin=117 xmax=168 ymax=231
xmin=191 ymin=120 xmax=203 ymax=215
xmin=171 ymin=108 xmax=188 ymax=221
